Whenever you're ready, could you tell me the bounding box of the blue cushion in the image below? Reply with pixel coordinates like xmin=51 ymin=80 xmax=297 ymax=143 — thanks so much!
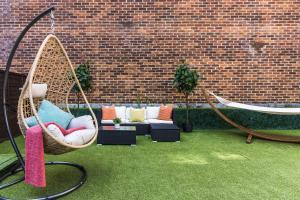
xmin=25 ymin=100 xmax=74 ymax=129
xmin=25 ymin=116 xmax=37 ymax=127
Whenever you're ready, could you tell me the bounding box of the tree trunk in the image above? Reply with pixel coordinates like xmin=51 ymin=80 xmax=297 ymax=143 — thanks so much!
xmin=185 ymin=93 xmax=189 ymax=125
xmin=76 ymin=92 xmax=80 ymax=116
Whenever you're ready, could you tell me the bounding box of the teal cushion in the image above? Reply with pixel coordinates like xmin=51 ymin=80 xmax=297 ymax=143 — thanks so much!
xmin=25 ymin=116 xmax=37 ymax=127
xmin=25 ymin=100 xmax=74 ymax=129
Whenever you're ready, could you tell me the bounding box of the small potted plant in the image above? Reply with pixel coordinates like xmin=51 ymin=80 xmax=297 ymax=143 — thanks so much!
xmin=173 ymin=61 xmax=200 ymax=132
xmin=113 ymin=117 xmax=122 ymax=129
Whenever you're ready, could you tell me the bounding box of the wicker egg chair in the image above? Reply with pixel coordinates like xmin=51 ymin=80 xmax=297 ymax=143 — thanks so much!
xmin=17 ymin=34 xmax=98 ymax=155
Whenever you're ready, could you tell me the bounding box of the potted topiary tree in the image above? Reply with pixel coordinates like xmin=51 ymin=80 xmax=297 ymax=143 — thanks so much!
xmin=72 ymin=63 xmax=92 ymax=114
xmin=173 ymin=61 xmax=200 ymax=132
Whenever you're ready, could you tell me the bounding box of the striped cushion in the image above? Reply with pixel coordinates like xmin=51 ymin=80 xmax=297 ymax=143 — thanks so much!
xmin=158 ymin=105 xmax=173 ymax=121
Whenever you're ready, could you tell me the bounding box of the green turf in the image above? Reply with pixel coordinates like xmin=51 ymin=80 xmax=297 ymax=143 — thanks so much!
xmin=1 ymin=130 xmax=300 ymax=199
xmin=0 ymin=154 xmax=17 ymax=171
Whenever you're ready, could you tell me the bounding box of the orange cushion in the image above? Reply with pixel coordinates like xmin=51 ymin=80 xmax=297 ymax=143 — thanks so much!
xmin=158 ymin=105 xmax=173 ymax=121
xmin=102 ymin=106 xmax=117 ymax=120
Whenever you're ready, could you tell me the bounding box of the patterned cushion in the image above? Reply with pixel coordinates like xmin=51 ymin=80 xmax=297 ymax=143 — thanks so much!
xmin=158 ymin=105 xmax=173 ymax=121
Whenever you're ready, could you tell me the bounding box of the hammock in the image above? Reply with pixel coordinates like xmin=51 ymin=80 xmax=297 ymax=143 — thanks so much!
xmin=209 ymin=91 xmax=300 ymax=115
xmin=201 ymin=87 xmax=300 ymax=144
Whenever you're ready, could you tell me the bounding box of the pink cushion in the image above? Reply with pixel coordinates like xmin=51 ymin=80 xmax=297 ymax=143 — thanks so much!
xmin=45 ymin=122 xmax=85 ymax=136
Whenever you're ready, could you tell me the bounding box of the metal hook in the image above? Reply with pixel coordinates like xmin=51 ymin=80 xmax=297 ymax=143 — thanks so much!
xmin=50 ymin=10 xmax=55 ymax=34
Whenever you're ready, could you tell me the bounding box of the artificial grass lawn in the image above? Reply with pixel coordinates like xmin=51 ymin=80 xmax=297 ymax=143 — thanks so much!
xmin=0 ymin=154 xmax=17 ymax=171
xmin=1 ymin=130 xmax=300 ymax=199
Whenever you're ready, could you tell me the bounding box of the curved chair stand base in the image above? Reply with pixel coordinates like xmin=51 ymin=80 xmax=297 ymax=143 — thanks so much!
xmin=202 ymin=87 xmax=300 ymax=144
xmin=0 ymin=161 xmax=87 ymax=200
xmin=0 ymin=165 xmax=24 ymax=190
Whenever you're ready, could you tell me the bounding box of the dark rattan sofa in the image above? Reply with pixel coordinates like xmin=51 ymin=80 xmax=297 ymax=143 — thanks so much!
xmin=98 ymin=107 xmax=174 ymax=135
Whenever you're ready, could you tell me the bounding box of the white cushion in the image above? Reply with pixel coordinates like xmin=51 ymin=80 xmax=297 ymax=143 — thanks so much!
xmin=101 ymin=119 xmax=113 ymax=124
xmin=47 ymin=124 xmax=65 ymax=142
xmin=148 ymin=119 xmax=173 ymax=124
xmin=115 ymin=106 xmax=126 ymax=120
xmin=64 ymin=129 xmax=96 ymax=146
xmin=125 ymin=107 xmax=146 ymax=120
xmin=124 ymin=119 xmax=149 ymax=124
xmin=68 ymin=115 xmax=95 ymax=129
xmin=125 ymin=107 xmax=132 ymax=120
xmin=146 ymin=106 xmax=160 ymax=119
xmin=23 ymin=83 xmax=48 ymax=99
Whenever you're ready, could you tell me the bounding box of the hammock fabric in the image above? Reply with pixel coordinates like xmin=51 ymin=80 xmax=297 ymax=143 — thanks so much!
xmin=17 ymin=34 xmax=98 ymax=155
xmin=209 ymin=91 xmax=300 ymax=115
xmin=201 ymin=87 xmax=300 ymax=144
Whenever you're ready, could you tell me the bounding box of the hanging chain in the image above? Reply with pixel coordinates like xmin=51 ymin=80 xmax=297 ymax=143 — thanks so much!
xmin=50 ymin=10 xmax=55 ymax=34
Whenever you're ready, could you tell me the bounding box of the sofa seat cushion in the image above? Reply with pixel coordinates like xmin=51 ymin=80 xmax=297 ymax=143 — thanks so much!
xmin=124 ymin=119 xmax=149 ymax=124
xmin=148 ymin=119 xmax=173 ymax=124
xmin=101 ymin=119 xmax=126 ymax=124
xmin=101 ymin=119 xmax=113 ymax=124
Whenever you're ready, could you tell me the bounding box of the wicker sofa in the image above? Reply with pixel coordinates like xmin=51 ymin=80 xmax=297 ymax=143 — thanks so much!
xmin=99 ymin=106 xmax=174 ymax=135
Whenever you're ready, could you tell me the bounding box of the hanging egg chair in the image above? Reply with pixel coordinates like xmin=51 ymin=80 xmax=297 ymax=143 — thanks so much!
xmin=17 ymin=34 xmax=98 ymax=155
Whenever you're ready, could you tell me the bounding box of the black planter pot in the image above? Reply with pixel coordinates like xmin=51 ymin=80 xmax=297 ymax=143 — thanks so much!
xmin=182 ymin=123 xmax=193 ymax=132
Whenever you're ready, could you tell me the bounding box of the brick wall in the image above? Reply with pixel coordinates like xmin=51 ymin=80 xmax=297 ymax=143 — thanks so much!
xmin=1 ymin=1 xmax=300 ymax=104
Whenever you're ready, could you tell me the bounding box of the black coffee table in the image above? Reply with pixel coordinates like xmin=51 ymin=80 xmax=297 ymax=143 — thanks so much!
xmin=150 ymin=124 xmax=180 ymax=142
xmin=98 ymin=126 xmax=136 ymax=145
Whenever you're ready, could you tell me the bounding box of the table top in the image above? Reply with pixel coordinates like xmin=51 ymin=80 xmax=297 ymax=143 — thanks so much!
xmin=150 ymin=123 xmax=179 ymax=130
xmin=100 ymin=126 xmax=136 ymax=131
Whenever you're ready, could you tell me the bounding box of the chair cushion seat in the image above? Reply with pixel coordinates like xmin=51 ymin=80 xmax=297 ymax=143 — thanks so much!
xmin=64 ymin=129 xmax=96 ymax=146
xmin=68 ymin=115 xmax=95 ymax=129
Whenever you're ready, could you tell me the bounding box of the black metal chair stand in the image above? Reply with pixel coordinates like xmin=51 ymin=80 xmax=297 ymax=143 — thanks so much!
xmin=0 ymin=7 xmax=88 ymax=199
xmin=0 ymin=161 xmax=87 ymax=200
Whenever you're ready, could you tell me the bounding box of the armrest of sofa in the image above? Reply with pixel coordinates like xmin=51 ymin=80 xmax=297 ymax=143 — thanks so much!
xmin=98 ymin=108 xmax=103 ymax=125
xmin=171 ymin=109 xmax=174 ymax=121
